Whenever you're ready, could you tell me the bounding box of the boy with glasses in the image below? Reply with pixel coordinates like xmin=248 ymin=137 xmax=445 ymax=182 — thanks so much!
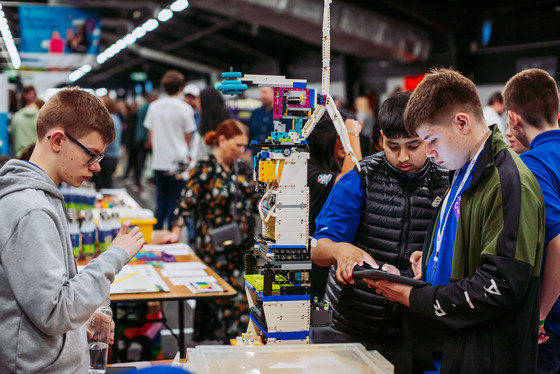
xmin=0 ymin=87 xmax=145 ymax=372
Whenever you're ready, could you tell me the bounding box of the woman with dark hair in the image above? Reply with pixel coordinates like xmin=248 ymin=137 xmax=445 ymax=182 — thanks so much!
xmin=161 ymin=119 xmax=255 ymax=343
xmin=198 ymin=87 xmax=231 ymax=136
xmin=307 ymin=114 xmax=362 ymax=300
xmin=193 ymin=87 xmax=232 ymax=160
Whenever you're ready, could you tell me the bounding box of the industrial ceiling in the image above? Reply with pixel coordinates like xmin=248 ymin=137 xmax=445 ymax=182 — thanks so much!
xmin=1 ymin=0 xmax=560 ymax=90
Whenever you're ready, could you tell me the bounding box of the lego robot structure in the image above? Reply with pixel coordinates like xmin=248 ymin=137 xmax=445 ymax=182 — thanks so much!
xmin=217 ymin=0 xmax=359 ymax=345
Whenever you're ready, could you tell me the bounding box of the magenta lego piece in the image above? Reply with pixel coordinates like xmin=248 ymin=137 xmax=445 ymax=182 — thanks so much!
xmin=273 ymin=87 xmax=284 ymax=119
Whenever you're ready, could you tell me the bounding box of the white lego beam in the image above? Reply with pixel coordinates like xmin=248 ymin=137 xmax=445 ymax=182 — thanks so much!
xmin=242 ymin=74 xmax=307 ymax=87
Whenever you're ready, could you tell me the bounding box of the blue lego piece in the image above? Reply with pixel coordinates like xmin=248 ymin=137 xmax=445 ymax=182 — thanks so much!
xmin=245 ymin=281 xmax=311 ymax=302
xmin=262 ymin=151 xmax=270 ymax=158
xmin=270 ymin=132 xmax=289 ymax=141
xmin=294 ymin=119 xmax=303 ymax=133
xmin=221 ymin=71 xmax=242 ymax=78
xmin=250 ymin=315 xmax=310 ymax=340
xmin=216 ymin=79 xmax=248 ymax=95
xmin=309 ymin=89 xmax=315 ymax=108
xmin=293 ymin=82 xmax=307 ymax=88
xmin=250 ymin=140 xmax=259 ymax=145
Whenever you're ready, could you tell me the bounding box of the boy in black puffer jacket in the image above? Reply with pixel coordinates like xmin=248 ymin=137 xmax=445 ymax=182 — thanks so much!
xmin=311 ymin=91 xmax=448 ymax=373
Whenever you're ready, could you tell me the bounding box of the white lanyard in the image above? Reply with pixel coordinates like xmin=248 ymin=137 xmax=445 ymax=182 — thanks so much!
xmin=432 ymin=140 xmax=486 ymax=279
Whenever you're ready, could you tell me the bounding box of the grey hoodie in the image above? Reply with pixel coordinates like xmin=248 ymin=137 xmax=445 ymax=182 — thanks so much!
xmin=0 ymin=160 xmax=130 ymax=373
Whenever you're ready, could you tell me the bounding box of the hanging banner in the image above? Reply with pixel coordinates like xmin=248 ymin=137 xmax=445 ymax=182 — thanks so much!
xmin=18 ymin=6 xmax=101 ymax=70
xmin=403 ymin=74 xmax=427 ymax=92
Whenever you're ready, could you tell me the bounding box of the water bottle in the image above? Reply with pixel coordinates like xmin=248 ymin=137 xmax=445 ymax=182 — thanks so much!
xmin=86 ymin=298 xmax=112 ymax=374
xmin=110 ymin=212 xmax=121 ymax=239
xmin=68 ymin=209 xmax=81 ymax=259
xmin=81 ymin=210 xmax=96 ymax=259
xmin=66 ymin=185 xmax=78 ymax=209
xmin=97 ymin=211 xmax=113 ymax=254
xmin=82 ymin=182 xmax=97 ymax=209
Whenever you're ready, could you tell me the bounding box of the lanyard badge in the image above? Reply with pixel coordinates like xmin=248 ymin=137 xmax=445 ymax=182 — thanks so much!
xmin=431 ymin=141 xmax=486 ymax=281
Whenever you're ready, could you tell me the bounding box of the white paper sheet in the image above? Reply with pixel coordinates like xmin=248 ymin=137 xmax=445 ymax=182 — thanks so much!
xmin=163 ymin=262 xmax=207 ymax=271
xmin=169 ymin=276 xmax=219 ymax=286
xmin=161 ymin=269 xmax=208 ymax=278
xmin=143 ymin=243 xmax=192 ymax=255
xmin=110 ymin=264 xmax=169 ymax=294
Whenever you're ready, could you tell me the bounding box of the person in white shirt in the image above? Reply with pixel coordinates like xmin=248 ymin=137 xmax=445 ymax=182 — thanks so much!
xmin=483 ymin=92 xmax=506 ymax=139
xmin=144 ymin=70 xmax=196 ymax=229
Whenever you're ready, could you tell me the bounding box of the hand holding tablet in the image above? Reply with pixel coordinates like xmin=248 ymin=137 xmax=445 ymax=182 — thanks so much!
xmin=352 ymin=265 xmax=429 ymax=287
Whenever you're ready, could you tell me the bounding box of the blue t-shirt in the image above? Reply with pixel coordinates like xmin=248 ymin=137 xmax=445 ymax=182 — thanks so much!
xmin=521 ymin=129 xmax=560 ymax=335
xmin=314 ymin=170 xmax=364 ymax=241
xmin=426 ymin=162 xmax=475 ymax=285
xmin=248 ymin=106 xmax=274 ymax=153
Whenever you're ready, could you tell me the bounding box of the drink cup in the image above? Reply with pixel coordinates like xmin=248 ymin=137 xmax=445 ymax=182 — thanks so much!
xmin=86 ymin=301 xmax=112 ymax=374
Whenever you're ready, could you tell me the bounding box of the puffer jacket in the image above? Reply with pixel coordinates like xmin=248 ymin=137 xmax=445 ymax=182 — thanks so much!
xmin=324 ymin=153 xmax=448 ymax=342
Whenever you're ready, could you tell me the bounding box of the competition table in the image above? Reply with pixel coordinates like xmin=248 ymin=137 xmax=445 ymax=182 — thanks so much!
xmin=79 ymin=252 xmax=237 ymax=360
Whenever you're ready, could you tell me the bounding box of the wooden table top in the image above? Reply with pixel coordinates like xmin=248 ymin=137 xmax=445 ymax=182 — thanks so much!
xmin=78 ymin=253 xmax=237 ymax=302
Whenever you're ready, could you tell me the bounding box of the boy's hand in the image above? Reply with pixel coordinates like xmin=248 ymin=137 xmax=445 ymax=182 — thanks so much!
xmin=109 ymin=320 xmax=115 ymax=345
xmin=538 ymin=324 xmax=550 ymax=345
xmin=158 ymin=231 xmax=180 ymax=244
xmin=344 ymin=119 xmax=363 ymax=134
xmin=365 ymin=279 xmax=413 ymax=307
xmin=381 ymin=263 xmax=400 ymax=275
xmin=86 ymin=313 xmax=115 ymax=345
xmin=335 ymin=243 xmax=378 ymax=285
xmin=111 ymin=220 xmax=144 ymax=259
xmin=410 ymin=251 xmax=423 ymax=279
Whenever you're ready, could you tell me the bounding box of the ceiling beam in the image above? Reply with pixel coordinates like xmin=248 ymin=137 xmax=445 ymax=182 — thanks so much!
xmin=161 ymin=19 xmax=236 ymax=52
xmin=127 ymin=44 xmax=222 ymax=74
xmin=210 ymin=33 xmax=276 ymax=61
xmin=372 ymin=0 xmax=447 ymax=32
xmin=190 ymin=0 xmax=431 ymax=62
xmin=83 ymin=56 xmax=144 ymax=85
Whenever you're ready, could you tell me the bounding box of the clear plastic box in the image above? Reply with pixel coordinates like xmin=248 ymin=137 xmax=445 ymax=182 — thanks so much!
xmin=185 ymin=343 xmax=394 ymax=374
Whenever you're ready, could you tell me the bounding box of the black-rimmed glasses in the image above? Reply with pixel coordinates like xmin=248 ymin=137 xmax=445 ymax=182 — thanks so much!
xmin=47 ymin=132 xmax=104 ymax=166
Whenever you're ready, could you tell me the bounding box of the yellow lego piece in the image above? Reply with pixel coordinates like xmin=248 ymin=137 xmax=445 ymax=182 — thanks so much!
xmin=258 ymin=160 xmax=285 ymax=182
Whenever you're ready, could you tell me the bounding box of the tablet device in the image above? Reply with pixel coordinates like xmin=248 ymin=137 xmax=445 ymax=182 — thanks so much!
xmin=353 ymin=269 xmax=429 ymax=287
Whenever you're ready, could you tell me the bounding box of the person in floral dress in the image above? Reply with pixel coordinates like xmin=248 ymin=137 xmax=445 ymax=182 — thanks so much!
xmin=163 ymin=119 xmax=256 ymax=343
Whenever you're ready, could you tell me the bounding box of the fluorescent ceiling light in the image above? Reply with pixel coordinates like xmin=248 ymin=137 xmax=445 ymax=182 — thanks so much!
xmin=124 ymin=34 xmax=137 ymax=45
xmin=88 ymin=0 xmax=190 ymax=81
xmin=95 ymin=88 xmax=108 ymax=97
xmin=132 ymin=27 xmax=146 ymax=39
xmin=116 ymin=39 xmax=127 ymax=49
xmin=170 ymin=0 xmax=189 ymax=12
xmin=69 ymin=69 xmax=85 ymax=82
xmin=142 ymin=19 xmax=159 ymax=32
xmin=158 ymin=9 xmax=173 ymax=22
xmin=0 ymin=7 xmax=20 ymax=69
xmin=97 ymin=53 xmax=107 ymax=64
